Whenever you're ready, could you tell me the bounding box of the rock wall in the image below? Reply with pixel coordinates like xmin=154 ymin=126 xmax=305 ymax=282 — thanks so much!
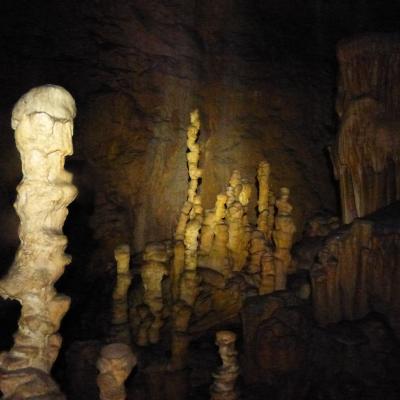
xmin=0 ymin=0 xmax=343 ymax=261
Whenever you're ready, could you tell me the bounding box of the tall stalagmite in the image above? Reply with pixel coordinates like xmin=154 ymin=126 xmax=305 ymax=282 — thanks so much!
xmin=332 ymin=34 xmax=400 ymax=223
xmin=0 ymin=85 xmax=77 ymax=399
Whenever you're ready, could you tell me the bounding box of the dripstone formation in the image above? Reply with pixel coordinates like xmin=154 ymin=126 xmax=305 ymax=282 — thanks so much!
xmin=130 ymin=111 xmax=297 ymax=371
xmin=332 ymin=34 xmax=400 ymax=224
xmin=0 ymin=85 xmax=77 ymax=399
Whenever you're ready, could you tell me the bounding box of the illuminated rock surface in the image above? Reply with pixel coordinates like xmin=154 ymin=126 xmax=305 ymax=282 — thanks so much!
xmin=0 ymin=85 xmax=76 ymax=399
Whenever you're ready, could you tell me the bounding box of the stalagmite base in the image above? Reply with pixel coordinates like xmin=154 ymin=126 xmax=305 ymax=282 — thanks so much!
xmin=97 ymin=343 xmax=136 ymax=400
xmin=210 ymin=331 xmax=240 ymax=400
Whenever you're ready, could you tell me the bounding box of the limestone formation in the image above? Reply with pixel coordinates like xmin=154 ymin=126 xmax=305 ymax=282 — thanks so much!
xmin=332 ymin=34 xmax=400 ymax=223
xmin=0 ymin=85 xmax=77 ymax=399
xmin=259 ymin=248 xmax=276 ymax=295
xmin=310 ymin=206 xmax=400 ymax=337
xmin=97 ymin=343 xmax=136 ymax=400
xmin=139 ymin=242 xmax=169 ymax=345
xmin=186 ymin=109 xmax=202 ymax=204
xmin=111 ymin=244 xmax=132 ymax=344
xmin=170 ymin=111 xmax=203 ymax=369
xmin=210 ymin=331 xmax=240 ymax=400
xmin=273 ymin=187 xmax=296 ymax=286
xmin=257 ymin=161 xmax=270 ymax=237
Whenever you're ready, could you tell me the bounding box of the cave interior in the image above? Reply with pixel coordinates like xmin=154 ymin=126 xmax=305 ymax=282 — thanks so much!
xmin=1 ymin=1 xmax=400 ymax=400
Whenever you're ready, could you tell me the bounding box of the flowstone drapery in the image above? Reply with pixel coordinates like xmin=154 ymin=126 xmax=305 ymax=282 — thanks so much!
xmin=331 ymin=34 xmax=400 ymax=223
xmin=0 ymin=85 xmax=77 ymax=399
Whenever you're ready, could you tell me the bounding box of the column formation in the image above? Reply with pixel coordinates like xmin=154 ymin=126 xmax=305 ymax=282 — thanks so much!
xmin=0 ymin=85 xmax=77 ymax=399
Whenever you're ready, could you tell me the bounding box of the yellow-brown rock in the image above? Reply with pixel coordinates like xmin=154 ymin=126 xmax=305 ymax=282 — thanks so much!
xmin=97 ymin=343 xmax=136 ymax=400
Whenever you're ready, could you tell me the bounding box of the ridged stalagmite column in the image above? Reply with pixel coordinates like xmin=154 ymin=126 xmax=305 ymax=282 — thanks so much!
xmin=332 ymin=34 xmax=400 ymax=223
xmin=0 ymin=85 xmax=77 ymax=399
xmin=170 ymin=110 xmax=203 ymax=370
xmin=210 ymin=331 xmax=240 ymax=400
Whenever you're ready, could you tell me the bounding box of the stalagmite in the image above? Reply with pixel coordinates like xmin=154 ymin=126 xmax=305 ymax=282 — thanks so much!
xmin=247 ymin=230 xmax=267 ymax=275
xmin=186 ymin=109 xmax=202 ymax=204
xmin=139 ymin=242 xmax=169 ymax=345
xmin=259 ymin=249 xmax=276 ymax=295
xmin=170 ymin=111 xmax=203 ymax=370
xmin=97 ymin=343 xmax=136 ymax=400
xmin=332 ymin=34 xmax=400 ymax=223
xmin=0 ymin=85 xmax=77 ymax=399
xmin=210 ymin=331 xmax=240 ymax=400
xmin=273 ymin=187 xmax=296 ymax=288
xmin=111 ymin=244 xmax=132 ymax=344
xmin=257 ymin=161 xmax=270 ymax=238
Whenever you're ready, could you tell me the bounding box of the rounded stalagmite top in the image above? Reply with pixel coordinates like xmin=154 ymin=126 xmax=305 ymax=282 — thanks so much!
xmin=11 ymin=84 xmax=76 ymax=130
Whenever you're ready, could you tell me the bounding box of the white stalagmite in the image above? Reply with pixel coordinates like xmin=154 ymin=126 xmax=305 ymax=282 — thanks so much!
xmin=0 ymin=85 xmax=77 ymax=399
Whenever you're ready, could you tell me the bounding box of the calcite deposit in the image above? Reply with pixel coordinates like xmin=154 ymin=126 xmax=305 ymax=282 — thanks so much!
xmin=210 ymin=331 xmax=240 ymax=400
xmin=0 ymin=85 xmax=77 ymax=399
xmin=332 ymin=34 xmax=400 ymax=223
xmin=130 ymin=111 xmax=297 ymax=371
xmin=110 ymin=244 xmax=132 ymax=344
xmin=310 ymin=203 xmax=400 ymax=337
xmin=97 ymin=343 xmax=136 ymax=400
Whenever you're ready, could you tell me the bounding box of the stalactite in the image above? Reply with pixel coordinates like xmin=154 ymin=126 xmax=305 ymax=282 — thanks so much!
xmin=0 ymin=85 xmax=77 ymax=399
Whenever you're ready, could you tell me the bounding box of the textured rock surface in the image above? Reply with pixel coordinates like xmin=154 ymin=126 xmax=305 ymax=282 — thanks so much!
xmin=0 ymin=0 xmax=345 ymax=262
xmin=332 ymin=34 xmax=400 ymax=223
xmin=310 ymin=202 xmax=400 ymax=337
xmin=0 ymin=85 xmax=76 ymax=399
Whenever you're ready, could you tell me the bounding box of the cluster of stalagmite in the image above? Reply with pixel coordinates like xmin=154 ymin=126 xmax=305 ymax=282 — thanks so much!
xmin=97 ymin=343 xmax=136 ymax=400
xmin=130 ymin=110 xmax=297 ymax=371
xmin=210 ymin=331 xmax=240 ymax=400
xmin=0 ymin=85 xmax=77 ymax=399
xmin=310 ymin=210 xmax=400 ymax=338
xmin=110 ymin=244 xmax=132 ymax=344
xmin=331 ymin=34 xmax=400 ymax=224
